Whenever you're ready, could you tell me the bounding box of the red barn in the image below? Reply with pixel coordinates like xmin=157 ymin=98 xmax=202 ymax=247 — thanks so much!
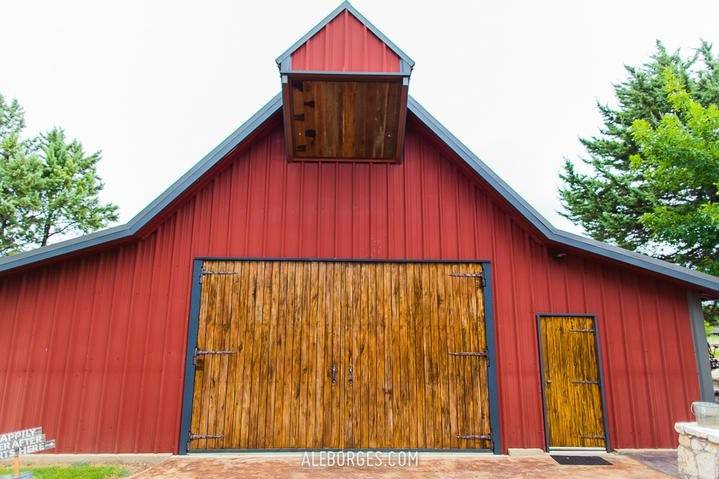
xmin=1 ymin=2 xmax=717 ymax=455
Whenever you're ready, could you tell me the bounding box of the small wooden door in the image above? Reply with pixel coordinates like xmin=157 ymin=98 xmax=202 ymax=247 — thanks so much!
xmin=186 ymin=260 xmax=493 ymax=450
xmin=538 ymin=315 xmax=606 ymax=449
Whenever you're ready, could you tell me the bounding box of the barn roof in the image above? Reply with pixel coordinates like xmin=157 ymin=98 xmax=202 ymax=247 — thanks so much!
xmin=275 ymin=1 xmax=415 ymax=73
xmin=1 ymin=92 xmax=718 ymax=295
xmin=1 ymin=2 xmax=717 ymax=297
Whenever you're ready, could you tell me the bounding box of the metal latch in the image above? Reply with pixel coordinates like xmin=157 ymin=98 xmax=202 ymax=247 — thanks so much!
xmin=448 ymin=272 xmax=485 ymax=287
xmin=193 ymin=347 xmax=237 ymax=366
xmin=572 ymin=379 xmax=599 ymax=385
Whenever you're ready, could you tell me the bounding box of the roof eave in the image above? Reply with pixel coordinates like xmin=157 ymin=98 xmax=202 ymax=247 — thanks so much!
xmin=1 ymin=92 xmax=717 ymax=297
xmin=0 ymin=93 xmax=283 ymax=275
xmin=407 ymin=96 xmax=719 ymax=296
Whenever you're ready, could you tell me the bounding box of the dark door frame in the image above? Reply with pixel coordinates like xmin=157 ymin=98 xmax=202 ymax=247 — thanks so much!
xmin=535 ymin=313 xmax=611 ymax=452
xmin=178 ymin=257 xmax=502 ymax=454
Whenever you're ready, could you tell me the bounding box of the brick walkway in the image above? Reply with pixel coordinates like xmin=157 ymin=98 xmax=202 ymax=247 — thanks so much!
xmin=623 ymin=451 xmax=678 ymax=478
xmin=130 ymin=453 xmax=672 ymax=478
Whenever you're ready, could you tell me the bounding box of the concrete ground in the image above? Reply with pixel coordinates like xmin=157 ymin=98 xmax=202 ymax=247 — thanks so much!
xmin=129 ymin=452 xmax=676 ymax=478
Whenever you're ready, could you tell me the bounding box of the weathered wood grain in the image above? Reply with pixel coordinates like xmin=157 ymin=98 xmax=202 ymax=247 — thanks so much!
xmin=188 ymin=261 xmax=491 ymax=450
xmin=539 ymin=316 xmax=606 ymax=448
xmin=288 ymin=79 xmax=403 ymax=161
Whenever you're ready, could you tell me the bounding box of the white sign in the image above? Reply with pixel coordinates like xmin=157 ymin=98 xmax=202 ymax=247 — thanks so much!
xmin=0 ymin=427 xmax=55 ymax=460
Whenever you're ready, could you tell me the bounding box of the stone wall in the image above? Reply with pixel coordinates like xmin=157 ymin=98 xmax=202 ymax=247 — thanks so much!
xmin=676 ymin=422 xmax=719 ymax=479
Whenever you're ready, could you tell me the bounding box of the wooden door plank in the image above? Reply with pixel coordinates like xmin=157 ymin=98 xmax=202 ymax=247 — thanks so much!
xmin=188 ymin=271 xmax=209 ymax=450
xmin=320 ymin=262 xmax=335 ymax=446
xmin=217 ymin=262 xmax=239 ymax=448
xmin=357 ymin=263 xmax=371 ymax=448
xmin=444 ymin=264 xmax=462 ymax=449
xmin=366 ymin=264 xmax=379 ymax=448
xmin=403 ymin=263 xmax=419 ymax=449
xmin=197 ymin=272 xmax=221 ymax=450
xmin=189 ymin=260 xmax=493 ymax=451
xmin=229 ymin=261 xmax=249 ymax=447
xmin=306 ymin=261 xmax=320 ymax=448
xmin=329 ymin=262 xmax=342 ymax=447
xmin=541 ymin=315 xmax=606 ymax=449
xmin=268 ymin=262 xmax=284 ymax=448
xmin=263 ymin=262 xmax=281 ymax=447
xmin=212 ymin=264 xmax=232 ymax=449
xmin=313 ymin=262 xmax=327 ymax=447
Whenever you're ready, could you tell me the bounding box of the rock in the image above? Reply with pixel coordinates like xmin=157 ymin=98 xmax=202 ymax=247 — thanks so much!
xmin=678 ymin=444 xmax=698 ymax=477
xmin=693 ymin=438 xmax=707 ymax=451
xmin=696 ymin=452 xmax=717 ymax=479
xmin=706 ymin=441 xmax=719 ymax=455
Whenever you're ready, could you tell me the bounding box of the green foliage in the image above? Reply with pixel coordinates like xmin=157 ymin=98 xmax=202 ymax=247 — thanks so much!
xmin=31 ymin=128 xmax=119 ymax=246
xmin=560 ymin=41 xmax=719 ymax=253
xmin=559 ymin=41 xmax=719 ymax=325
xmin=0 ymin=94 xmax=118 ymax=254
xmin=0 ymin=464 xmax=128 ymax=479
xmin=629 ymin=70 xmax=719 ymax=276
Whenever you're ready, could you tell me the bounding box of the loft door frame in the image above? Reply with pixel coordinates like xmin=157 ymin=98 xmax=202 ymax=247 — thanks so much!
xmin=535 ymin=313 xmax=611 ymax=452
xmin=178 ymin=257 xmax=502 ymax=455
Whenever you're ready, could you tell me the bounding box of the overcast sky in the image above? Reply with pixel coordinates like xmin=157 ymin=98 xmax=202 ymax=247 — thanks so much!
xmin=3 ymin=0 xmax=719 ymax=236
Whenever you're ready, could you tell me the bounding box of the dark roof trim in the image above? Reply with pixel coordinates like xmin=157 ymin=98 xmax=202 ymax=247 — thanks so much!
xmin=407 ymin=97 xmax=719 ymax=294
xmin=1 ymin=93 xmax=717 ymax=295
xmin=275 ymin=1 xmax=415 ymax=69
xmin=278 ymin=70 xmax=411 ymax=78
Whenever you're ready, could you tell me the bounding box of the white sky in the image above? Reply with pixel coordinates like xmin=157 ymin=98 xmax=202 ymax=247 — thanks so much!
xmin=3 ymin=0 xmax=719 ymax=236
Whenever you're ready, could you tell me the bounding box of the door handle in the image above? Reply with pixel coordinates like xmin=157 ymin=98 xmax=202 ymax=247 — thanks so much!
xmin=330 ymin=364 xmax=337 ymax=384
xmin=348 ymin=366 xmax=353 ymax=385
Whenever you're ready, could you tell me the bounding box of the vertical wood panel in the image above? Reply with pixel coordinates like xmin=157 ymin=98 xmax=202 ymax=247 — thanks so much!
xmin=539 ymin=316 xmax=606 ymax=448
xmin=188 ymin=260 xmax=491 ymax=450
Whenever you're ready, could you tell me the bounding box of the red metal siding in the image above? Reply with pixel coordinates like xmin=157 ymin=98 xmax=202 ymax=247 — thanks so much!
xmin=290 ymin=10 xmax=401 ymax=72
xmin=0 ymin=116 xmax=699 ymax=452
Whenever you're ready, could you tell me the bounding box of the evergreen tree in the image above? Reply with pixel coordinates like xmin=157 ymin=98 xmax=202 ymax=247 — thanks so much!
xmin=0 ymin=95 xmax=41 ymax=254
xmin=559 ymin=41 xmax=719 ymax=323
xmin=0 ymin=94 xmax=118 ymax=254
xmin=629 ymin=70 xmax=719 ymax=276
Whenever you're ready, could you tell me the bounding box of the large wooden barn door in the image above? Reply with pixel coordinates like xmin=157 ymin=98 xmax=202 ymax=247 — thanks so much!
xmin=186 ymin=260 xmax=493 ymax=450
xmin=538 ymin=315 xmax=607 ymax=449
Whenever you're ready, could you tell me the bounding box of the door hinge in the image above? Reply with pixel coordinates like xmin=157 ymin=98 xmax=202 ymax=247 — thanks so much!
xmin=571 ymin=379 xmax=599 ymax=385
xmin=448 ymin=350 xmax=489 ymax=366
xmin=187 ymin=431 xmax=223 ymax=449
xmin=201 ymin=269 xmax=238 ymax=276
xmin=193 ymin=347 xmax=237 ymax=366
xmin=449 ymin=272 xmax=485 ymax=287
xmin=456 ymin=434 xmax=492 ymax=441
xmin=578 ymin=434 xmax=604 ymax=440
xmin=569 ymin=328 xmax=595 ymax=333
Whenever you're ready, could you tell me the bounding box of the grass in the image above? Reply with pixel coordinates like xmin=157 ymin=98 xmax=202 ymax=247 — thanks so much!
xmin=709 ymin=334 xmax=719 ymax=358
xmin=0 ymin=463 xmax=129 ymax=479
